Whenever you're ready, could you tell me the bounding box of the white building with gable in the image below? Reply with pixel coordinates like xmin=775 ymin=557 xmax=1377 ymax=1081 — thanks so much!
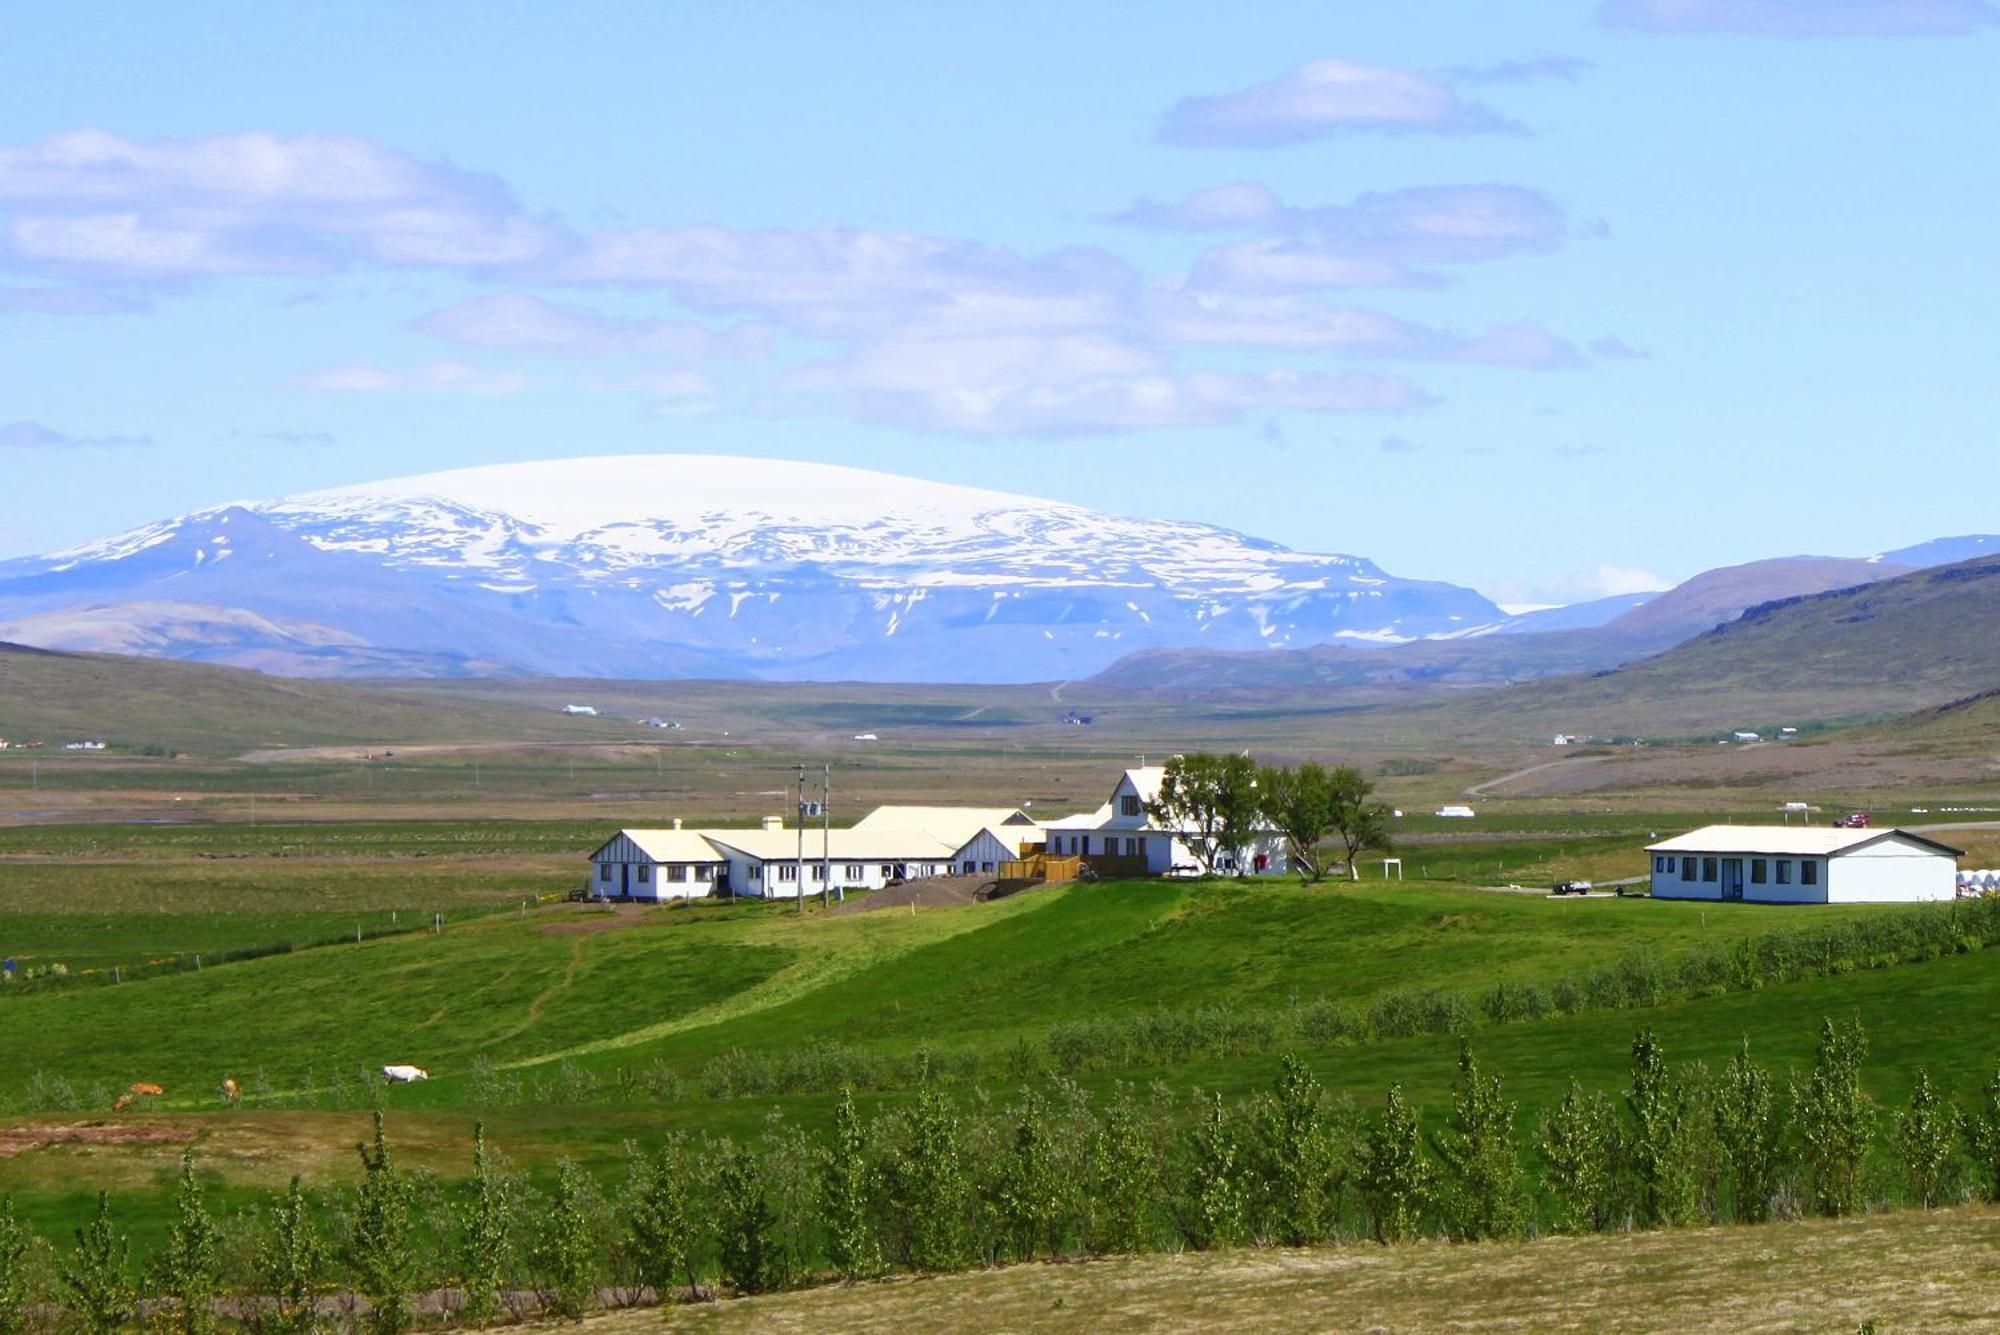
xmin=1038 ymin=766 xmax=1288 ymax=876
xmin=1646 ymin=825 xmax=1962 ymax=904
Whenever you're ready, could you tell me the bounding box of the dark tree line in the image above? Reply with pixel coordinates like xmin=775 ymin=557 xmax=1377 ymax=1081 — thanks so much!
xmin=1146 ymin=752 xmax=1393 ymax=880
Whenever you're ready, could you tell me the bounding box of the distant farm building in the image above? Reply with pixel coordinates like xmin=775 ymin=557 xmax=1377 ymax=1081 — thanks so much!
xmin=1647 ymin=825 xmax=1962 ymax=904
xmin=561 ymin=704 xmax=598 ymax=716
xmin=1436 ymin=804 xmax=1476 ymax=819
xmin=1038 ymin=767 xmax=1288 ymax=876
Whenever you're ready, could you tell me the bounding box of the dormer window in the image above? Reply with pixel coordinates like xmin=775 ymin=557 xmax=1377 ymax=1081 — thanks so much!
xmin=1120 ymin=795 xmax=1142 ymax=817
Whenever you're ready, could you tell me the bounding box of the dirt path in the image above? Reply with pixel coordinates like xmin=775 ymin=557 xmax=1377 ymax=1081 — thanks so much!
xmin=1464 ymin=755 xmax=1611 ymax=797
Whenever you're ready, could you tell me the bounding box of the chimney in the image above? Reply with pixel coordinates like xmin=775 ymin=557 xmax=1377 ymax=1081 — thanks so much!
xmin=671 ymin=817 xmax=683 ymax=830
xmin=762 ymin=815 xmax=784 ymax=832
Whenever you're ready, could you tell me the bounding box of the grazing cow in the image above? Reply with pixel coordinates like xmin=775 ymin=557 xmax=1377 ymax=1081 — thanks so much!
xmin=128 ymin=1082 xmax=165 ymax=1097
xmin=381 ymin=1064 xmax=429 ymax=1083
xmin=219 ymin=1077 xmax=241 ymax=1103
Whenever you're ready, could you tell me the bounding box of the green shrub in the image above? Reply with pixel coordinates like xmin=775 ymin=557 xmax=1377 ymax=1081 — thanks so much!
xmin=1713 ymin=1039 xmax=1784 ymax=1223
xmin=0 ymin=1194 xmax=42 ymax=1335
xmin=712 ymin=1140 xmax=779 ymax=1295
xmin=1359 ymin=1085 xmax=1432 ymax=1244
xmin=530 ymin=1159 xmax=599 ymax=1320
xmin=1433 ymin=1043 xmax=1525 ymax=1241
xmin=346 ymin=1112 xmax=419 ymax=1335
xmin=622 ymin=1135 xmax=705 ymax=1301
xmin=153 ymin=1148 xmax=221 ymax=1334
xmin=821 ymin=1090 xmax=883 ymax=1279
xmin=255 ymin=1176 xmax=325 ymax=1335
xmin=61 ymin=1192 xmax=134 ymax=1335
xmin=1793 ymin=1017 xmax=1874 ymax=1217
xmin=1967 ymin=1061 xmax=2000 ymax=1204
xmin=1539 ymin=1080 xmax=1620 ymax=1232
xmin=1894 ymin=1070 xmax=1959 ymax=1209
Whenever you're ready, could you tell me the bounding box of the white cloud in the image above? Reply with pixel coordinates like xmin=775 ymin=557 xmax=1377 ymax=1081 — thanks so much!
xmin=297 ymin=360 xmax=527 ymax=395
xmin=0 ymin=419 xmax=150 ymax=448
xmin=1481 ymin=563 xmax=1674 ymax=606
xmin=412 ymin=291 xmax=768 ymax=358
xmin=1160 ymin=59 xmax=1520 ymax=147
xmin=1600 ymin=0 xmax=1997 ymax=34
xmin=0 ymin=129 xmax=564 ymax=277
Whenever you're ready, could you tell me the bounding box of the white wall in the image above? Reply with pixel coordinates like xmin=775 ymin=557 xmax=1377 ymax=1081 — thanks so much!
xmin=1651 ymin=854 xmax=1719 ymax=900
xmin=1829 ymin=841 xmax=1957 ymax=903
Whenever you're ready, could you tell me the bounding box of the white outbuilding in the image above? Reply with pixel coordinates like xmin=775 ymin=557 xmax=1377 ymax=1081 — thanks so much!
xmin=1646 ymin=825 xmax=1963 ymax=904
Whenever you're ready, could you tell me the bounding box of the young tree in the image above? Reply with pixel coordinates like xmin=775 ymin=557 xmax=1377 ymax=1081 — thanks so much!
xmin=1967 ymin=1060 xmax=2000 ymax=1204
xmin=1626 ymin=1030 xmax=1702 ymax=1227
xmin=1895 ymin=1069 xmax=1960 ymax=1209
xmin=61 ymin=1192 xmax=134 ymax=1335
xmin=1359 ymin=1084 xmax=1432 ymax=1244
xmin=1256 ymin=763 xmax=1336 ymax=882
xmin=882 ymin=1081 xmax=972 ymax=1271
xmin=531 ymin=1159 xmax=599 ymax=1321
xmin=821 ymin=1089 xmax=883 ymax=1279
xmin=1147 ymin=752 xmax=1261 ymax=877
xmin=1247 ymin=1054 xmax=1340 ymax=1245
xmin=1713 ymin=1039 xmax=1784 ymax=1223
xmin=256 ymin=1176 xmax=326 ymax=1335
xmin=0 ymin=1194 xmax=41 ymax=1335
xmin=1088 ymin=1087 xmax=1158 ymax=1255
xmin=1538 ymin=1080 xmax=1620 ymax=1232
xmin=1433 ymin=1043 xmax=1525 ymax=1241
xmin=346 ymin=1112 xmax=419 ymax=1335
xmin=154 ymin=1148 xmax=221 ymax=1334
xmin=1793 ymin=1017 xmax=1874 ymax=1217
xmin=623 ymin=1137 xmax=704 ymax=1302
xmin=458 ymin=1123 xmax=515 ymax=1325
xmin=711 ymin=1141 xmax=778 ymax=1295
xmin=996 ymin=1089 xmax=1069 ymax=1261
xmin=1175 ymin=1092 xmax=1248 ymax=1251
xmin=1326 ymin=766 xmax=1395 ymax=881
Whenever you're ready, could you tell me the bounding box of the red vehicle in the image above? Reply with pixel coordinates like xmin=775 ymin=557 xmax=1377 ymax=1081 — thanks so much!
xmin=1833 ymin=812 xmax=1871 ymax=829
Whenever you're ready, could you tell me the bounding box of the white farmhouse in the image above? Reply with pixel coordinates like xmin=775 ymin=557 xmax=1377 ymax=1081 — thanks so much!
xmin=1038 ymin=766 xmax=1288 ymax=876
xmin=1647 ymin=825 xmax=1962 ymax=904
xmin=587 ymin=826 xmax=729 ymax=901
xmin=853 ymin=805 xmax=1040 ymax=875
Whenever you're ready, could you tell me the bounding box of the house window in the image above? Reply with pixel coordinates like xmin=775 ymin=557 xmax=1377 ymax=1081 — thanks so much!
xmin=1802 ymin=860 xmax=1819 ymax=886
xmin=1750 ymin=859 xmax=1767 ymax=884
xmin=810 ymin=864 xmax=825 ymax=881
xmin=1702 ymin=857 xmax=1718 ymax=882
xmin=748 ymin=864 xmax=762 ymax=881
xmin=1121 ymin=795 xmax=1142 ymax=817
xmin=599 ymin=863 xmax=612 ymax=881
xmin=982 ymin=861 xmax=994 ymax=873
xmin=668 ymin=864 xmax=689 ymax=882
xmin=845 ymin=864 xmax=864 ymax=880
xmin=778 ymin=864 xmax=798 ymax=882
xmin=1776 ymin=860 xmax=1791 ymax=884
xmin=962 ymin=860 xmax=975 ymax=874
xmin=1681 ymin=858 xmax=1696 ymax=882
xmin=636 ymin=864 xmax=650 ymax=883
xmin=880 ymin=863 xmax=895 ymax=877
xmin=1134 ymin=837 xmax=1147 ymax=858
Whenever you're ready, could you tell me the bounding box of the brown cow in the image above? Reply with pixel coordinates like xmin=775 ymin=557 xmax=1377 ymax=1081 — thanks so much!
xmin=219 ymin=1077 xmax=241 ymax=1103
xmin=128 ymin=1082 xmax=165 ymax=1096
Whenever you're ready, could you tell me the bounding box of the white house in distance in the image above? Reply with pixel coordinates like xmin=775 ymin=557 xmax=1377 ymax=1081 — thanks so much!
xmin=587 ymin=804 xmax=1044 ymax=902
xmin=1647 ymin=825 xmax=1963 ymax=904
xmin=1039 ymin=766 xmax=1288 ymax=876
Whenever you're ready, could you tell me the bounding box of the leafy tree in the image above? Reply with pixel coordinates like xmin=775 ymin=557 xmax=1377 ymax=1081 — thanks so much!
xmin=1538 ymin=1080 xmax=1620 ymax=1232
xmin=1089 ymin=1087 xmax=1158 ymax=1254
xmin=61 ymin=1192 xmax=134 ymax=1335
xmin=997 ymin=1089 xmax=1070 ymax=1261
xmin=1256 ymin=763 xmax=1337 ymax=882
xmin=882 ymin=1080 xmax=972 ymax=1271
xmin=346 ymin=1112 xmax=419 ymax=1335
xmin=1895 ymin=1069 xmax=1959 ymax=1209
xmin=1326 ymin=766 xmax=1396 ymax=881
xmin=822 ymin=1089 xmax=882 ymax=1279
xmin=1967 ymin=1060 xmax=2000 ymax=1204
xmin=1713 ymin=1039 xmax=1784 ymax=1223
xmin=1359 ymin=1084 xmax=1432 ymax=1243
xmin=458 ymin=1123 xmax=515 ymax=1325
xmin=1626 ymin=1030 xmax=1702 ymax=1227
xmin=154 ymin=1148 xmax=222 ymax=1334
xmin=531 ymin=1159 xmax=598 ymax=1320
xmin=623 ymin=1136 xmax=704 ymax=1301
xmin=1148 ymin=752 xmax=1261 ymax=877
xmin=1433 ymin=1043 xmax=1525 ymax=1241
xmin=1793 ymin=1017 xmax=1874 ymax=1217
xmin=0 ymin=1194 xmax=41 ymax=1335
xmin=256 ymin=1176 xmax=326 ymax=1335
xmin=1247 ymin=1054 xmax=1340 ymax=1245
xmin=712 ymin=1141 xmax=779 ymax=1295
xmin=1175 ymin=1092 xmax=1248 ymax=1250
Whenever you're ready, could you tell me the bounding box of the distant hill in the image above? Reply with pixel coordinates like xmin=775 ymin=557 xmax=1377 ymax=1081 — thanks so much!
xmin=1092 ymin=555 xmax=1908 ymax=694
xmin=0 ymin=642 xmax=629 ymax=754
xmin=1402 ymin=555 xmax=2000 ymax=740
xmin=1877 ymin=534 xmax=2000 ymax=569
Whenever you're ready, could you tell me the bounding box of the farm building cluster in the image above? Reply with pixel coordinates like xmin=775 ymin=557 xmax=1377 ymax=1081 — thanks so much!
xmin=1646 ymin=825 xmax=1964 ymax=904
xmin=589 ymin=766 xmax=1289 ymax=902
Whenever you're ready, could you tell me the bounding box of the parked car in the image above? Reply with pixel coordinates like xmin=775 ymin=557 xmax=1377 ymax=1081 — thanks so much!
xmin=1833 ymin=812 xmax=1871 ymax=829
xmin=1552 ymin=879 xmax=1593 ymax=896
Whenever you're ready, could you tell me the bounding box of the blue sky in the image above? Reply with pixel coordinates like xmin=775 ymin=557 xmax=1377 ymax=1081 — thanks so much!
xmin=2 ymin=0 xmax=1995 ymax=603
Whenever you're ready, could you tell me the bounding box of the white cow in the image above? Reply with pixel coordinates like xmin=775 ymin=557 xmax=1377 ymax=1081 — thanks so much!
xmin=381 ymin=1064 xmax=430 ymax=1083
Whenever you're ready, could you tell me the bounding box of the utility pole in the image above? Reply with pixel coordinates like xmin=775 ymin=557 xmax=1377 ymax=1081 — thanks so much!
xmin=795 ymin=764 xmax=807 ymax=915
xmin=822 ymin=762 xmax=834 ymax=908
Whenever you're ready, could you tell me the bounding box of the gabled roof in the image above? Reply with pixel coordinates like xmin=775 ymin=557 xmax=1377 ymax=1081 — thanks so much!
xmin=701 ymin=826 xmax=959 ymax=861
xmin=851 ymin=805 xmax=1035 ymax=845
xmin=592 ymin=829 xmax=728 ymax=863
xmin=1646 ymin=825 xmax=1964 ymax=858
xmin=954 ymin=825 xmax=1041 ymax=858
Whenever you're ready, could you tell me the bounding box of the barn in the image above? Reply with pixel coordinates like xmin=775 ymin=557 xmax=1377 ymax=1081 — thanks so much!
xmin=1646 ymin=825 xmax=1963 ymax=904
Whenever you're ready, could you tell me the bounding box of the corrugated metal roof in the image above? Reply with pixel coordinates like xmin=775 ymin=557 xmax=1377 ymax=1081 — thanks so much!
xmin=1646 ymin=825 xmax=1959 ymax=857
xmin=601 ymin=829 xmax=729 ymax=863
xmin=851 ymin=805 xmax=1034 ymax=843
xmin=702 ymin=827 xmax=959 ymax=861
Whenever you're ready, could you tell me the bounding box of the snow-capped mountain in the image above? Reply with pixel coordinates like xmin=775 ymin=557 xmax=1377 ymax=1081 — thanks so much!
xmin=0 ymin=455 xmax=1504 ymax=681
